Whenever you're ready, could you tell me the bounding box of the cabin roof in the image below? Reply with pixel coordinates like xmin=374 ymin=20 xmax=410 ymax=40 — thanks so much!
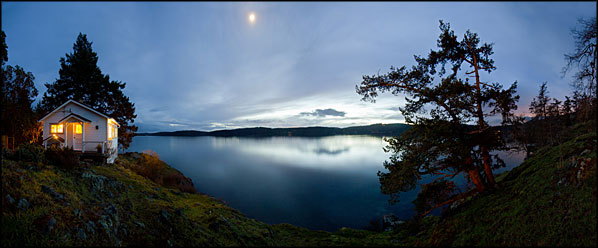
xmin=39 ymin=100 xmax=119 ymax=126
xmin=58 ymin=113 xmax=92 ymax=123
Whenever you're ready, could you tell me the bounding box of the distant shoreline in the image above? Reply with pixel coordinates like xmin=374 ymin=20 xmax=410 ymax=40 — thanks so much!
xmin=135 ymin=123 xmax=411 ymax=137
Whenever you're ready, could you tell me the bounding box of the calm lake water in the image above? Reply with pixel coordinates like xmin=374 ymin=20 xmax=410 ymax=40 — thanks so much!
xmin=126 ymin=135 xmax=525 ymax=231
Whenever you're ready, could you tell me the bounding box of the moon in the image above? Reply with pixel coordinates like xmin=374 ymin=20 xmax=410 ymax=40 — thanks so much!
xmin=248 ymin=13 xmax=256 ymax=23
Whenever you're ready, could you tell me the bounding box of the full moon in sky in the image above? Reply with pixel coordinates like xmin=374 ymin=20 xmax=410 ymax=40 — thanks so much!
xmin=248 ymin=13 xmax=256 ymax=23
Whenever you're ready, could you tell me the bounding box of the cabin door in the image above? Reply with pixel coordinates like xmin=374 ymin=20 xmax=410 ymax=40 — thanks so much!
xmin=72 ymin=123 xmax=83 ymax=151
xmin=66 ymin=123 xmax=83 ymax=151
xmin=66 ymin=123 xmax=73 ymax=149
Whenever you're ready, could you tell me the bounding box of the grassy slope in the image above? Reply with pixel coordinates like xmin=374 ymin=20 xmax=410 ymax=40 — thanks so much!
xmin=2 ymin=122 xmax=595 ymax=247
xmin=1 ymin=153 xmax=393 ymax=247
xmin=402 ymin=122 xmax=597 ymax=246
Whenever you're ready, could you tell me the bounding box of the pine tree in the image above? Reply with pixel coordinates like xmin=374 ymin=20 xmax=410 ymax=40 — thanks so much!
xmin=41 ymin=33 xmax=137 ymax=150
xmin=356 ymin=21 xmax=519 ymax=214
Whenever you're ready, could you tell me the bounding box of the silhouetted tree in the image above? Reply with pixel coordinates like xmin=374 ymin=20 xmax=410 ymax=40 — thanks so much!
xmin=563 ymin=17 xmax=597 ymax=121
xmin=529 ymin=82 xmax=550 ymax=120
xmin=356 ymin=21 xmax=518 ymax=214
xmin=1 ymin=30 xmax=41 ymax=147
xmin=41 ymin=33 xmax=137 ymax=151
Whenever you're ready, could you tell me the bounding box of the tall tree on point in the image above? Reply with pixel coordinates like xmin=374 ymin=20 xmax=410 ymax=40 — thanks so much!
xmin=41 ymin=33 xmax=137 ymax=151
xmin=356 ymin=21 xmax=518 ymax=214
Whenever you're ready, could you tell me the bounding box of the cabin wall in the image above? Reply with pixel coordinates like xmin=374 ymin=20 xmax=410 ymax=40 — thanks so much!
xmin=42 ymin=102 xmax=108 ymax=151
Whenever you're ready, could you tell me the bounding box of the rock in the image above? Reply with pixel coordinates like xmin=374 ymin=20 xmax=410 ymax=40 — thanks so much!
xmin=17 ymin=198 xmax=30 ymax=210
xmin=159 ymin=210 xmax=170 ymax=225
xmin=5 ymin=194 xmax=15 ymax=205
xmin=104 ymin=203 xmax=118 ymax=216
xmin=133 ymin=220 xmax=145 ymax=228
xmin=45 ymin=217 xmax=57 ymax=234
xmin=130 ymin=153 xmax=142 ymax=159
xmin=76 ymin=228 xmax=87 ymax=240
xmin=74 ymin=208 xmax=81 ymax=218
xmin=82 ymin=172 xmax=108 ymax=193
xmin=119 ymin=224 xmax=128 ymax=236
xmin=85 ymin=221 xmax=96 ymax=234
xmin=581 ymin=149 xmax=591 ymax=156
xmin=382 ymin=214 xmax=402 ymax=232
xmin=98 ymin=215 xmax=113 ymax=231
xmin=41 ymin=185 xmax=65 ymax=201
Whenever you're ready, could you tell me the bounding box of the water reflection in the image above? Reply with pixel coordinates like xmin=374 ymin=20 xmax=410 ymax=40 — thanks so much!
xmin=312 ymin=147 xmax=350 ymax=155
xmin=126 ymin=135 xmax=524 ymax=231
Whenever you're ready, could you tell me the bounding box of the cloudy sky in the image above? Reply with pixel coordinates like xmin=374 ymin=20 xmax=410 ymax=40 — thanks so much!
xmin=2 ymin=2 xmax=595 ymax=132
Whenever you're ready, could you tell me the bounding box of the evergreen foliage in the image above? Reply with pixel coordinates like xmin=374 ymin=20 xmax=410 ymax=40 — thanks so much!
xmin=0 ymin=30 xmax=42 ymax=147
xmin=41 ymin=33 xmax=137 ymax=150
xmin=356 ymin=20 xmax=519 ymax=214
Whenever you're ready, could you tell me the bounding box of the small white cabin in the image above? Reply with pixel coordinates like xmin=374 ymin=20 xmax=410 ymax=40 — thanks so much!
xmin=39 ymin=100 xmax=120 ymax=163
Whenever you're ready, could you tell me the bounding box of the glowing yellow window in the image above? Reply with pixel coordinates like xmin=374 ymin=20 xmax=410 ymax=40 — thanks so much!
xmin=51 ymin=124 xmax=64 ymax=134
xmin=75 ymin=124 xmax=82 ymax=134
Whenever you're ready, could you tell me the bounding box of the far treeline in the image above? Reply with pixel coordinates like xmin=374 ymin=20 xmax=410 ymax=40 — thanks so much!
xmin=136 ymin=123 xmax=411 ymax=137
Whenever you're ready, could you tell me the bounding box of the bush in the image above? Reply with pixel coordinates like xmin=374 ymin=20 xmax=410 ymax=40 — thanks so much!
xmin=44 ymin=146 xmax=80 ymax=169
xmin=121 ymin=151 xmax=197 ymax=193
xmin=14 ymin=143 xmax=45 ymax=162
xmin=362 ymin=217 xmax=383 ymax=232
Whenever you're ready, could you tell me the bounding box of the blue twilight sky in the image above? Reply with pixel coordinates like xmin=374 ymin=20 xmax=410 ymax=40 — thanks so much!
xmin=2 ymin=2 xmax=596 ymax=132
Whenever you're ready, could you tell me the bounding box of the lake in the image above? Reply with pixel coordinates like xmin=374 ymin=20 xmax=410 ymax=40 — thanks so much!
xmin=126 ymin=135 xmax=525 ymax=231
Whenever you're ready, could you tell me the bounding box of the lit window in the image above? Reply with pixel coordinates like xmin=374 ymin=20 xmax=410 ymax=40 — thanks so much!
xmin=51 ymin=124 xmax=64 ymax=134
xmin=75 ymin=124 xmax=82 ymax=134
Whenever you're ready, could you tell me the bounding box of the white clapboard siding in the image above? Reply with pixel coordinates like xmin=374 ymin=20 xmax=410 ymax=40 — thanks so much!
xmin=40 ymin=100 xmax=119 ymax=163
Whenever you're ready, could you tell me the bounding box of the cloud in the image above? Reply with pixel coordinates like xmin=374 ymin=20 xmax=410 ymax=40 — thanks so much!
xmin=300 ymin=108 xmax=346 ymax=117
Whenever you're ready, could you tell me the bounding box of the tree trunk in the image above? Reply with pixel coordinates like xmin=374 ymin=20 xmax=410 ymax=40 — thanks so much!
xmin=482 ymin=146 xmax=497 ymax=188
xmin=468 ymin=169 xmax=487 ymax=193
xmin=470 ymin=43 xmax=497 ymax=190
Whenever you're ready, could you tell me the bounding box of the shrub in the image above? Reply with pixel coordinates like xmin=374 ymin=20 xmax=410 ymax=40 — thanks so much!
xmin=122 ymin=150 xmax=197 ymax=193
xmin=14 ymin=143 xmax=45 ymax=162
xmin=44 ymin=146 xmax=80 ymax=169
xmin=362 ymin=217 xmax=383 ymax=232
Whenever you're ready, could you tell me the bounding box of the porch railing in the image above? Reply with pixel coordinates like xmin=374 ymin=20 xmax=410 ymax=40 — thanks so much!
xmin=81 ymin=141 xmax=106 ymax=153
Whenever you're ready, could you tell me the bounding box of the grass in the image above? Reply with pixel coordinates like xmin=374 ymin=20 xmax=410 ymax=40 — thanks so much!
xmin=398 ymin=121 xmax=597 ymax=246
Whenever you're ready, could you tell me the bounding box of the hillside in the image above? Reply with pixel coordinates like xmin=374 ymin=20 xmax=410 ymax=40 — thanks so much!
xmin=2 ymin=121 xmax=595 ymax=246
xmin=395 ymin=121 xmax=597 ymax=246
xmin=136 ymin=123 xmax=410 ymax=137
xmin=1 ymin=151 xmax=393 ymax=246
